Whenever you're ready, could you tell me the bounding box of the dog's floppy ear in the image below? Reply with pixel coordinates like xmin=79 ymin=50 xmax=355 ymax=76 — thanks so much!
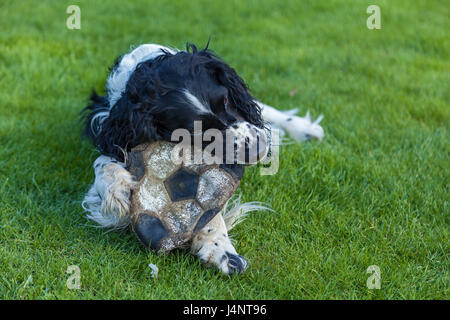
xmin=83 ymin=58 xmax=167 ymax=161
xmin=94 ymin=94 xmax=160 ymax=161
xmin=216 ymin=67 xmax=263 ymax=127
xmin=82 ymin=91 xmax=110 ymax=142
xmin=201 ymin=52 xmax=263 ymax=128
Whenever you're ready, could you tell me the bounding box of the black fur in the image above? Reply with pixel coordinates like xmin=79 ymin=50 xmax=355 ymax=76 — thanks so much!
xmin=83 ymin=43 xmax=263 ymax=161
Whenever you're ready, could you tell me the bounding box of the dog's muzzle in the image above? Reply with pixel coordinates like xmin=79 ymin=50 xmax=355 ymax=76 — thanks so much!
xmin=225 ymin=121 xmax=269 ymax=165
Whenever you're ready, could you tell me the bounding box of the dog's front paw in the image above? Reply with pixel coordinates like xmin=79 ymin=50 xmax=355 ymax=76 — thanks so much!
xmin=192 ymin=232 xmax=248 ymax=275
xmin=104 ymin=183 xmax=131 ymax=218
xmin=101 ymin=164 xmax=136 ymax=219
xmin=198 ymin=244 xmax=249 ymax=276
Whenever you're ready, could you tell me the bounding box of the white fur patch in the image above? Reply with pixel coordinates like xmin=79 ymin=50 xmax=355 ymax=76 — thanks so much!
xmin=82 ymin=155 xmax=134 ymax=229
xmin=183 ymin=90 xmax=210 ymax=114
xmin=221 ymin=194 xmax=273 ymax=231
xmin=90 ymin=111 xmax=110 ymax=137
xmin=82 ymin=184 xmax=130 ymax=229
xmin=107 ymin=44 xmax=177 ymax=108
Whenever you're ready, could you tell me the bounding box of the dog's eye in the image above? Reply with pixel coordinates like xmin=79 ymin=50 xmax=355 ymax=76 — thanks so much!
xmin=223 ymin=96 xmax=228 ymax=106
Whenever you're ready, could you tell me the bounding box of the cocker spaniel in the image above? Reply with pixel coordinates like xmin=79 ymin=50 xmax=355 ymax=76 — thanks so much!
xmin=82 ymin=43 xmax=323 ymax=275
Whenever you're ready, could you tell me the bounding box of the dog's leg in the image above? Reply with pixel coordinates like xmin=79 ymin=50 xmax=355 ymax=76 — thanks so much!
xmin=190 ymin=197 xmax=270 ymax=275
xmin=191 ymin=213 xmax=248 ymax=275
xmin=82 ymin=155 xmax=135 ymax=228
xmin=255 ymin=100 xmax=324 ymax=141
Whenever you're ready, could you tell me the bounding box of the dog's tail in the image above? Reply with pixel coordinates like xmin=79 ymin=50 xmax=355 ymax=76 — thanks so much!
xmin=81 ymin=91 xmax=110 ymax=140
xmin=221 ymin=194 xmax=274 ymax=231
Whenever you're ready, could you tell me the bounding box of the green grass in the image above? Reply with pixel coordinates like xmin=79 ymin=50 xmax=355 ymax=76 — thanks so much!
xmin=0 ymin=0 xmax=448 ymax=299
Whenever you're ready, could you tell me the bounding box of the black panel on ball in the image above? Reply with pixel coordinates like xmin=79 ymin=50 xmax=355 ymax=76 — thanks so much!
xmin=219 ymin=164 xmax=244 ymax=181
xmin=193 ymin=208 xmax=219 ymax=233
xmin=133 ymin=214 xmax=168 ymax=250
xmin=164 ymin=169 xmax=199 ymax=201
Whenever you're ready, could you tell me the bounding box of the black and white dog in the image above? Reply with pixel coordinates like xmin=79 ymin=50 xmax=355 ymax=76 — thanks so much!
xmin=82 ymin=43 xmax=323 ymax=275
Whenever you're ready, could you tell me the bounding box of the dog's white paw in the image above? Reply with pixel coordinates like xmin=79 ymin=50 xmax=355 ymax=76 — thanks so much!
xmin=192 ymin=229 xmax=248 ymax=275
xmin=84 ymin=157 xmax=136 ymax=229
xmin=259 ymin=102 xmax=324 ymax=142
xmin=102 ymin=164 xmax=135 ymax=219
xmin=282 ymin=110 xmax=324 ymax=141
xmin=103 ymin=183 xmax=131 ymax=219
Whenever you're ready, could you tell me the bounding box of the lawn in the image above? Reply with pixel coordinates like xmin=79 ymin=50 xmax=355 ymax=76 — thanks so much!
xmin=0 ymin=0 xmax=448 ymax=299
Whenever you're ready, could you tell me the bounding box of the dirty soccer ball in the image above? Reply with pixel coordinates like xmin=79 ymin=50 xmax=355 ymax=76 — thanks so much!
xmin=126 ymin=141 xmax=243 ymax=253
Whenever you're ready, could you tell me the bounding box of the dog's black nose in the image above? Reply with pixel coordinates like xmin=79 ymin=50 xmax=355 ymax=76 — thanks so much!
xmin=225 ymin=251 xmax=248 ymax=275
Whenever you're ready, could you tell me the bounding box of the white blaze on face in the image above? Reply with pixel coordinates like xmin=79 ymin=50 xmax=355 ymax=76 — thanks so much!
xmin=183 ymin=90 xmax=211 ymax=114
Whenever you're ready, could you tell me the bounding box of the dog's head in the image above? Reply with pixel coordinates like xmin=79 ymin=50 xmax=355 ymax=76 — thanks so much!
xmin=84 ymin=43 xmax=267 ymax=162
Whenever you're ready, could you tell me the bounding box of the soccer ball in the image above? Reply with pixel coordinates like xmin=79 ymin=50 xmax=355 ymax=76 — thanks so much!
xmin=126 ymin=141 xmax=243 ymax=253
